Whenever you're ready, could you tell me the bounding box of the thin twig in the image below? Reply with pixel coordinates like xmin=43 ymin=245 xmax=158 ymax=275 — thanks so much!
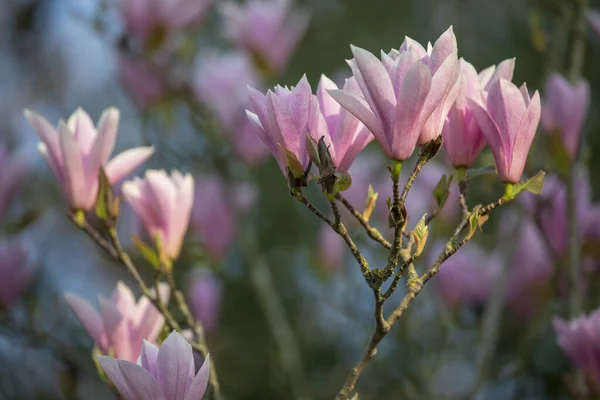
xmin=336 ymin=194 xmax=391 ymax=249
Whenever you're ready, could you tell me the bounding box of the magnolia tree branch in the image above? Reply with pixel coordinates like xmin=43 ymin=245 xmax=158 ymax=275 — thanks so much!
xmin=335 ymin=191 xmax=513 ymax=399
xmin=336 ymin=194 xmax=391 ymax=249
xmin=68 ymin=212 xmax=222 ymax=400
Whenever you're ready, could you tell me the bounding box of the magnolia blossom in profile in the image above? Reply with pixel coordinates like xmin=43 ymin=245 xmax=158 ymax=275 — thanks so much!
xmin=122 ymin=170 xmax=194 ymax=260
xmin=187 ymin=272 xmax=222 ymax=333
xmin=553 ymin=308 xmax=600 ymax=385
xmin=0 ymin=145 xmax=28 ymax=221
xmin=65 ymin=282 xmax=170 ymax=363
xmin=541 ymin=73 xmax=590 ymax=160
xmin=247 ymin=75 xmax=319 ymax=179
xmin=121 ymin=0 xmax=213 ymax=45
xmin=328 ymin=27 xmax=460 ymax=161
xmin=0 ymin=239 xmax=35 ymax=308
xmin=312 ymin=75 xmax=374 ymax=172
xmin=98 ymin=331 xmax=210 ymax=400
xmin=221 ymin=0 xmax=309 ymax=73
xmin=442 ymin=58 xmax=515 ymax=168
xmin=193 ymin=52 xmax=267 ymax=165
xmin=190 ymin=177 xmax=237 ymax=259
xmin=468 ymin=78 xmax=541 ymax=183
xmin=25 ymin=108 xmax=154 ymax=210
xmin=118 ymin=56 xmax=167 ymax=110
xmin=433 ymin=242 xmax=499 ymax=310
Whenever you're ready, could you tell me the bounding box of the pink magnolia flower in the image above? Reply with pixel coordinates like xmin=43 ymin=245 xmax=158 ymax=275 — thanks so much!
xmin=0 ymin=145 xmax=28 ymax=221
xmin=311 ymin=75 xmax=374 ymax=172
xmin=65 ymin=282 xmax=170 ymax=363
xmin=193 ymin=52 xmax=268 ymax=165
xmin=220 ymin=0 xmax=309 ymax=74
xmin=118 ymin=56 xmax=167 ymax=110
xmin=541 ymin=73 xmax=590 ymax=160
xmin=187 ymin=272 xmax=222 ymax=333
xmin=553 ymin=308 xmax=600 ymax=384
xmin=247 ymin=75 xmax=319 ymax=179
xmin=0 ymin=239 xmax=35 ymax=308
xmin=442 ymin=58 xmax=515 ymax=168
xmin=25 ymin=108 xmax=154 ymax=211
xmin=98 ymin=331 xmax=210 ymax=400
xmin=317 ymin=226 xmax=346 ymax=272
xmin=505 ymin=219 xmax=553 ymax=316
xmin=468 ymin=78 xmax=541 ymax=183
xmin=122 ymin=170 xmax=194 ymax=261
xmin=328 ymin=27 xmax=460 ymax=161
xmin=433 ymin=242 xmax=499 ymax=309
xmin=190 ymin=177 xmax=237 ymax=259
xmin=121 ymin=0 xmax=213 ymax=45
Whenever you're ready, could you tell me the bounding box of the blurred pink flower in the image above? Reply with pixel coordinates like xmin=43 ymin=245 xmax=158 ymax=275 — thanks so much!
xmin=193 ymin=52 xmax=268 ymax=165
xmin=433 ymin=242 xmax=499 ymax=310
xmin=468 ymin=78 xmax=541 ymax=183
xmin=587 ymin=10 xmax=600 ymax=37
xmin=329 ymin=27 xmax=460 ymax=160
xmin=25 ymin=107 xmax=154 ymax=211
xmin=98 ymin=331 xmax=210 ymax=400
xmin=317 ymin=226 xmax=346 ymax=272
xmin=505 ymin=219 xmax=553 ymax=316
xmin=0 ymin=145 xmax=28 ymax=221
xmin=541 ymin=73 xmax=590 ymax=160
xmin=190 ymin=176 xmax=237 ymax=259
xmin=221 ymin=0 xmax=309 ymax=74
xmin=118 ymin=56 xmax=167 ymax=110
xmin=311 ymin=75 xmax=374 ymax=172
xmin=122 ymin=170 xmax=194 ymax=260
xmin=247 ymin=75 xmax=318 ymax=179
xmin=187 ymin=272 xmax=222 ymax=333
xmin=65 ymin=282 xmax=170 ymax=363
xmin=231 ymin=182 xmax=258 ymax=215
xmin=0 ymin=239 xmax=35 ymax=308
xmin=442 ymin=58 xmax=515 ymax=168
xmin=121 ymin=0 xmax=213 ymax=45
xmin=554 ymin=308 xmax=600 ymax=385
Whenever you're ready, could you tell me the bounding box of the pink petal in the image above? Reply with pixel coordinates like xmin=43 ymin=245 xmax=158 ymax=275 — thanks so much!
xmin=112 ymin=281 xmax=137 ymax=316
xmin=392 ymin=61 xmax=432 ymax=160
xmin=139 ymin=340 xmax=160 ymax=379
xmin=99 ymin=296 xmax=132 ymax=362
xmin=58 ymin=120 xmax=88 ymax=209
xmin=67 ymin=108 xmax=97 ymax=153
xmin=65 ymin=293 xmax=108 ymax=352
xmin=428 ymin=26 xmax=457 ymax=73
xmin=97 ymin=356 xmax=138 ymax=400
xmin=90 ymin=107 xmax=120 ymax=167
xmin=184 ymin=355 xmax=210 ymax=400
xmin=157 ymin=331 xmax=195 ymax=400
xmin=486 ymin=79 xmax=527 ymax=145
xmin=25 ymin=110 xmax=63 ymax=179
xmin=509 ymin=91 xmax=541 ymax=183
xmin=317 ymin=75 xmax=341 ymax=134
xmin=350 ymin=45 xmax=396 ymax=128
xmin=118 ymin=359 xmax=165 ymax=400
xmin=105 ymin=146 xmax=155 ymax=184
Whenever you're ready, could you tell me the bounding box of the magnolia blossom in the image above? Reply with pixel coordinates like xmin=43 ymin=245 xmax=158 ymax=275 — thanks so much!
xmin=65 ymin=282 xmax=170 ymax=363
xmin=247 ymin=75 xmax=319 ymax=178
xmin=25 ymin=108 xmax=154 ymax=210
xmin=0 ymin=239 xmax=35 ymax=308
xmin=312 ymin=75 xmax=374 ymax=172
xmin=190 ymin=177 xmax=237 ymax=259
xmin=187 ymin=272 xmax=222 ymax=333
xmin=118 ymin=56 xmax=167 ymax=110
xmin=98 ymin=331 xmax=210 ymax=400
xmin=121 ymin=0 xmax=213 ymax=45
xmin=0 ymin=145 xmax=28 ymax=221
xmin=541 ymin=73 xmax=590 ymax=160
xmin=505 ymin=219 xmax=553 ymax=316
xmin=442 ymin=58 xmax=515 ymax=168
xmin=468 ymin=78 xmax=541 ymax=183
xmin=433 ymin=242 xmax=499 ymax=309
xmin=221 ymin=0 xmax=309 ymax=73
xmin=553 ymin=308 xmax=600 ymax=385
xmin=328 ymin=27 xmax=460 ymax=161
xmin=122 ymin=170 xmax=194 ymax=260
xmin=193 ymin=52 xmax=267 ymax=165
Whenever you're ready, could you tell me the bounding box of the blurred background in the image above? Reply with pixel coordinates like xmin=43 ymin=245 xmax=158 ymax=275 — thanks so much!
xmin=2 ymin=0 xmax=600 ymax=399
